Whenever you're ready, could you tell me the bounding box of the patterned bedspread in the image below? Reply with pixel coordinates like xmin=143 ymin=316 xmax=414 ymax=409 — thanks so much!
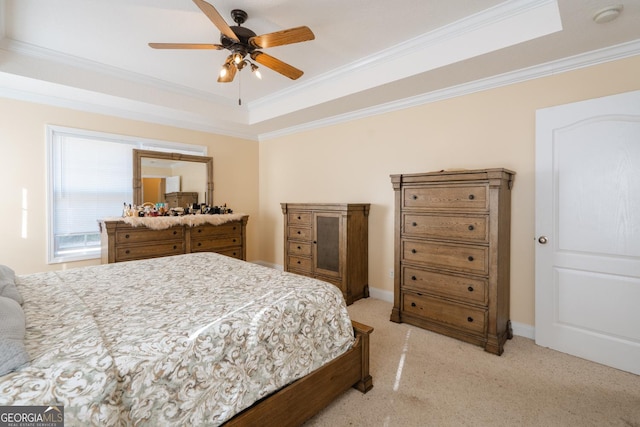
xmin=0 ymin=253 xmax=355 ymax=426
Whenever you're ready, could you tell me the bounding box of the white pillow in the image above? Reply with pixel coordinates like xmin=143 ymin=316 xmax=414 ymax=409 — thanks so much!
xmin=0 ymin=296 xmax=29 ymax=376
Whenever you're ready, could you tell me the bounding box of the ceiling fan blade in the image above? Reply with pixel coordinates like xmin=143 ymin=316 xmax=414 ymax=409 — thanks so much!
xmin=250 ymin=51 xmax=303 ymax=80
xmin=250 ymin=26 xmax=315 ymax=49
xmin=148 ymin=43 xmax=224 ymax=50
xmin=192 ymin=0 xmax=239 ymax=42
xmin=217 ymin=62 xmax=237 ymax=83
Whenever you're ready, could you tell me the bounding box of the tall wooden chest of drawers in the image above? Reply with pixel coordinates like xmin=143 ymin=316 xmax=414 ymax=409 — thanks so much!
xmin=281 ymin=203 xmax=370 ymax=305
xmin=390 ymin=169 xmax=515 ymax=355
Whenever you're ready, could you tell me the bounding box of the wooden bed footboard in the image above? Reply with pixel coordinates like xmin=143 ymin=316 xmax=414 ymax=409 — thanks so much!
xmin=225 ymin=321 xmax=373 ymax=426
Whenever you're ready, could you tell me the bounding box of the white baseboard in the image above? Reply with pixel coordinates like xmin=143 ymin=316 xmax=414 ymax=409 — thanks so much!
xmin=368 ymin=286 xmax=394 ymax=303
xmin=511 ymin=321 xmax=535 ymax=340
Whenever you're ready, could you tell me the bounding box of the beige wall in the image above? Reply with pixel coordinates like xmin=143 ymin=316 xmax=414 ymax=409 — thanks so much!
xmin=258 ymin=55 xmax=640 ymax=328
xmin=0 ymin=99 xmax=259 ymax=274
xmin=2 ymin=55 xmax=639 ymax=328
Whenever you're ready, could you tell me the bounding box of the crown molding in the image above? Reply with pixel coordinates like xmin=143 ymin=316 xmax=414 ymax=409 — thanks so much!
xmin=1 ymin=0 xmax=637 ymax=143
xmin=1 ymin=38 xmax=231 ymax=106
xmin=248 ymin=0 xmax=560 ymax=123
xmin=258 ymin=39 xmax=640 ymax=141
xmin=0 ymin=72 xmax=258 ymax=140
xmin=250 ymin=0 xmax=556 ymax=110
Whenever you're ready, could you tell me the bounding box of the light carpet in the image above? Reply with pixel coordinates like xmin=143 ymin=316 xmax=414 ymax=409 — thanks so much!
xmin=305 ymin=298 xmax=640 ymax=427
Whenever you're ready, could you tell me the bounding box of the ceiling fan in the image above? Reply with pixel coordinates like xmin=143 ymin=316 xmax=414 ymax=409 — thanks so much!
xmin=148 ymin=0 xmax=315 ymax=83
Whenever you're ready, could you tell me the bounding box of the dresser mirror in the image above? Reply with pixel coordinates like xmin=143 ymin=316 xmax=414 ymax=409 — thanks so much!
xmin=133 ymin=149 xmax=213 ymax=206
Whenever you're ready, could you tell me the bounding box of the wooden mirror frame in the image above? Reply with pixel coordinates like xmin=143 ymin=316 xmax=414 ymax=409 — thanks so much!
xmin=133 ymin=149 xmax=214 ymax=206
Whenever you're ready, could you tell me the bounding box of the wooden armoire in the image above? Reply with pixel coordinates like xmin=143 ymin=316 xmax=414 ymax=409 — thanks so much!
xmin=281 ymin=203 xmax=370 ymax=305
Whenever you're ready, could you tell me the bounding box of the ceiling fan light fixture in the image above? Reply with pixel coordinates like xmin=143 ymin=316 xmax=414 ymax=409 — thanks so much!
xmin=149 ymin=1 xmax=314 ymax=85
xmin=232 ymin=52 xmax=244 ymax=64
xmin=250 ymin=63 xmax=262 ymax=80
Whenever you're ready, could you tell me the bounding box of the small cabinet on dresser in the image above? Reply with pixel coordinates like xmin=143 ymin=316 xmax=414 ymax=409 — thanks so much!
xmin=390 ymin=169 xmax=515 ymax=355
xmin=281 ymin=203 xmax=370 ymax=305
xmin=164 ymin=192 xmax=198 ymax=209
xmin=99 ymin=216 xmax=248 ymax=264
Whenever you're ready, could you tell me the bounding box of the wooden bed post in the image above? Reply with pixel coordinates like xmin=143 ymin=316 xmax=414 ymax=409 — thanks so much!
xmin=352 ymin=321 xmax=373 ymax=392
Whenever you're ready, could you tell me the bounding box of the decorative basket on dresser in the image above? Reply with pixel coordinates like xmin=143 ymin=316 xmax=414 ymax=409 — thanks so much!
xmin=390 ymin=168 xmax=515 ymax=355
xmin=281 ymin=203 xmax=370 ymax=305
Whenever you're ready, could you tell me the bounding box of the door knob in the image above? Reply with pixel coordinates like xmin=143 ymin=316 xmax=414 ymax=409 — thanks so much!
xmin=538 ymin=236 xmax=548 ymax=244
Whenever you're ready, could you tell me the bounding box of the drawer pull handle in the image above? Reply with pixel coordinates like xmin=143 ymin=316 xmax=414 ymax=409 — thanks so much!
xmin=411 ymin=249 xmax=417 ymax=254
xmin=198 ymin=242 xmax=201 ymax=246
xmin=411 ymin=276 xmax=417 ymax=281
xmin=412 ymin=195 xmax=418 ymax=200
xmin=173 ymin=230 xmax=177 ymax=235
xmin=467 ymin=317 xmax=474 ymax=323
xmin=297 ymin=231 xmax=301 ymax=234
xmin=297 ymin=216 xmax=301 ymax=220
xmin=125 ymin=234 xmax=130 ymax=239
xmin=233 ymin=226 xmax=237 ymax=230
xmin=468 ymin=194 xmax=475 ymax=200
xmin=198 ymin=229 xmax=202 ymax=233
xmin=173 ymin=245 xmax=177 ymax=250
xmin=468 ymin=225 xmax=475 ymax=231
xmin=411 ymin=302 xmax=417 ymax=307
xmin=468 ymin=286 xmax=474 ymax=292
xmin=297 ymin=246 xmax=301 ymax=250
xmin=297 ymin=260 xmax=301 ymax=264
xmin=468 ymin=256 xmax=474 ymax=261
xmin=233 ymin=239 xmax=237 ymax=243
xmin=125 ymin=250 xmax=130 ymax=254
xmin=412 ymin=222 xmax=417 ymax=227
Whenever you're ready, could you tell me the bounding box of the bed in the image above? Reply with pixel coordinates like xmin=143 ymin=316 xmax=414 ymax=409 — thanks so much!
xmin=0 ymin=252 xmax=373 ymax=426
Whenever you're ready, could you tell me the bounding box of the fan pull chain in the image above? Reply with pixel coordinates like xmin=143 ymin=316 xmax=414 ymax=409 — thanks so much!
xmin=238 ymin=71 xmax=242 ymax=106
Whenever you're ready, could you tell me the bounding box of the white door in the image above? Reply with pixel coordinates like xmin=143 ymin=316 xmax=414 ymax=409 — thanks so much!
xmin=535 ymin=90 xmax=640 ymax=375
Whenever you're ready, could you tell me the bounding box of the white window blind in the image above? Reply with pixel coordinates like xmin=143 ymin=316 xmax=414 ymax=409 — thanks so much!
xmin=47 ymin=126 xmax=206 ymax=263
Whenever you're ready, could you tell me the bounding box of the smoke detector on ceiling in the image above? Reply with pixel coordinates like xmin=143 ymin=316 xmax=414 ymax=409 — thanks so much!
xmin=592 ymin=4 xmax=623 ymax=24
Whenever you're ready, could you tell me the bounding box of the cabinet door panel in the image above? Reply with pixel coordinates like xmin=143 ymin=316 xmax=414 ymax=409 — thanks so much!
xmin=314 ymin=213 xmax=341 ymax=278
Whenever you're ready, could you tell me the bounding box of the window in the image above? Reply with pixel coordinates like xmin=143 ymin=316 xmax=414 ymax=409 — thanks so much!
xmin=47 ymin=126 xmax=206 ymax=263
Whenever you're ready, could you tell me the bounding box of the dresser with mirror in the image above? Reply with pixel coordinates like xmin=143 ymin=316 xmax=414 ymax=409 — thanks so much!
xmin=100 ymin=150 xmax=248 ymax=264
